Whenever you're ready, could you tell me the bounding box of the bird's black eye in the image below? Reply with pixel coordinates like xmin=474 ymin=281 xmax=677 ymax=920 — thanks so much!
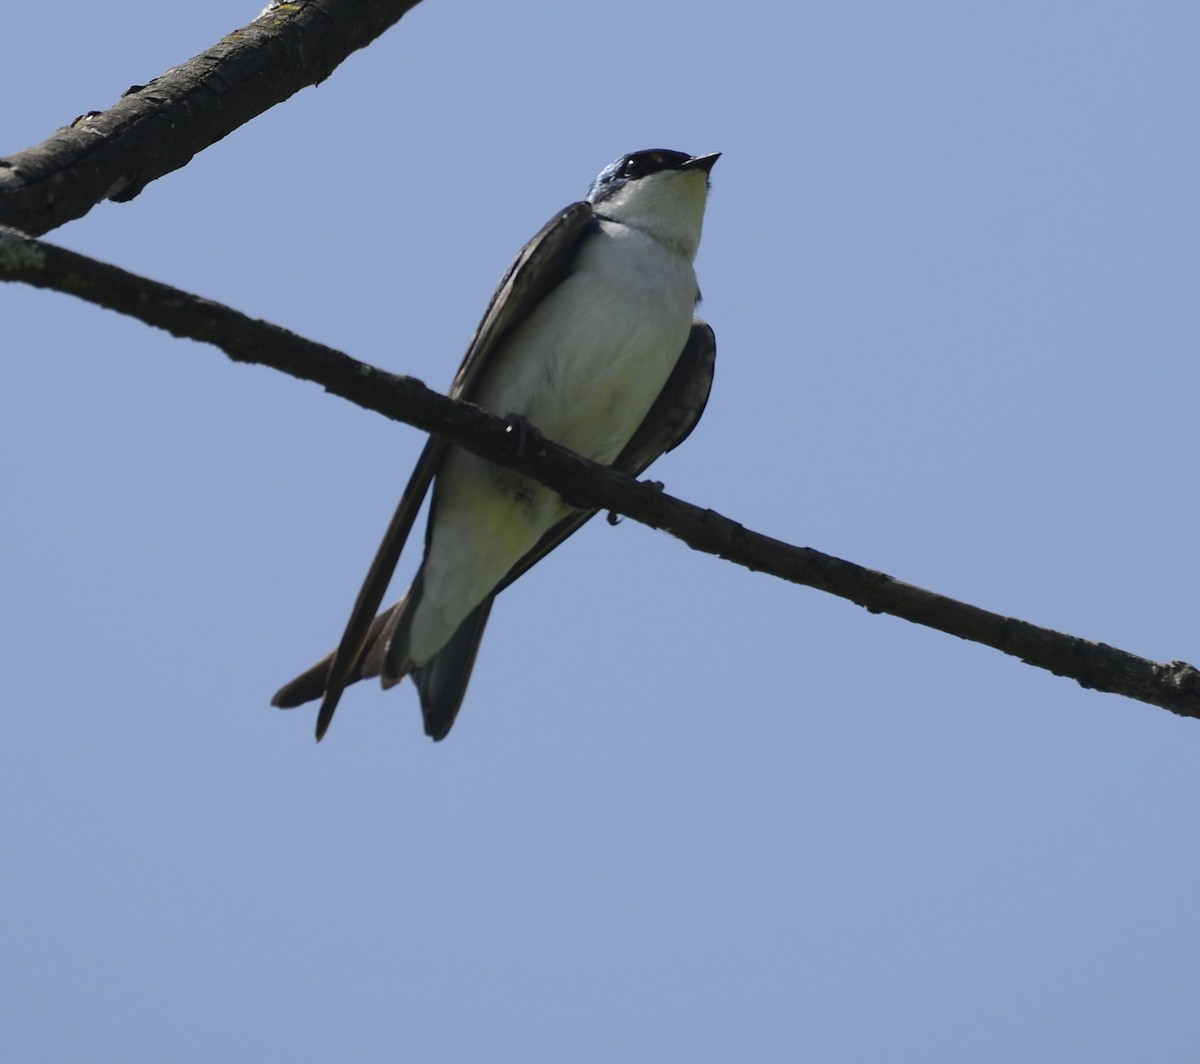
xmin=621 ymin=156 xmax=647 ymax=179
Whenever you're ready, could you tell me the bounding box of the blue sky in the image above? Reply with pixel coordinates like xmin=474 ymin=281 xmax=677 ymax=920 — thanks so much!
xmin=5 ymin=2 xmax=1200 ymax=1060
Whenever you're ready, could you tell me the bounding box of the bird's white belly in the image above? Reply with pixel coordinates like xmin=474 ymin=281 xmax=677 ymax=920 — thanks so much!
xmin=409 ymin=223 xmax=698 ymax=663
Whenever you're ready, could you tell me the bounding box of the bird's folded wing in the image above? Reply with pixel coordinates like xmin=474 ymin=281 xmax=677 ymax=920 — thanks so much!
xmin=302 ymin=202 xmax=598 ymax=737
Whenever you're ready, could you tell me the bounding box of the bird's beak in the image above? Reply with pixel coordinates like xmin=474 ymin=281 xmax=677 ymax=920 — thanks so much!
xmin=681 ymin=152 xmax=721 ymax=174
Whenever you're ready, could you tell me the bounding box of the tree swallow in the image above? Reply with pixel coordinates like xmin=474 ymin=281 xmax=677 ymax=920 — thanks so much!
xmin=273 ymin=148 xmax=720 ymax=741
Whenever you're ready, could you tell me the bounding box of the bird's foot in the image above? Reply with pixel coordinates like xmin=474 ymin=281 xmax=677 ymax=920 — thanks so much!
xmin=503 ymin=413 xmax=543 ymax=464
xmin=606 ymin=480 xmax=664 ymax=525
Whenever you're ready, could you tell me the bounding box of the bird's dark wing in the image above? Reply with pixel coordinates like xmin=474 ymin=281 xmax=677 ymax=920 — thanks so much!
xmin=405 ymin=319 xmax=717 ymax=741
xmin=612 ymin=318 xmax=716 ymax=470
xmin=448 ymin=202 xmax=596 ymax=401
xmin=273 ymin=201 xmax=596 ymax=739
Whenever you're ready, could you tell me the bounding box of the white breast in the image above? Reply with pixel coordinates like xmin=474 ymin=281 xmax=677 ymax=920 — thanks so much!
xmin=474 ymin=218 xmax=699 ymax=463
xmin=409 ymin=219 xmax=699 ymax=664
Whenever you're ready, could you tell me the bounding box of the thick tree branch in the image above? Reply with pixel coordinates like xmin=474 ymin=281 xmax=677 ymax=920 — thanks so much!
xmin=4 ymin=225 xmax=1199 ymax=723
xmin=0 ymin=0 xmax=423 ymax=236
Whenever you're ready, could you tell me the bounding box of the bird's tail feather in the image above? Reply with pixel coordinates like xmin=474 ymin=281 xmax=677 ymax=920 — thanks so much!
xmin=411 ymin=598 xmax=494 ymax=741
xmin=273 ymin=571 xmax=491 ymax=742
xmin=270 ymin=607 xmax=396 ymax=709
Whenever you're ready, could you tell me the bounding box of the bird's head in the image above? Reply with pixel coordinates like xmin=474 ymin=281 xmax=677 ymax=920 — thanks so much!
xmin=586 ymin=149 xmax=719 ymax=259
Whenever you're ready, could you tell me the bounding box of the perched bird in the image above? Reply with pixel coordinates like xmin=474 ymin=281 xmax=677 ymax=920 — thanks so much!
xmin=273 ymin=148 xmax=719 ymax=741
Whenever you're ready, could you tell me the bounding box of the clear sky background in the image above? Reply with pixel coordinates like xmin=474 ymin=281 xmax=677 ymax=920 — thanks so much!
xmin=4 ymin=2 xmax=1199 ymax=1060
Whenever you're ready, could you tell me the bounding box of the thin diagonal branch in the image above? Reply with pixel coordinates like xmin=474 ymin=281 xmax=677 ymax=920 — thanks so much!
xmin=4 ymin=225 xmax=1199 ymax=722
xmin=0 ymin=0 xmax=423 ymax=236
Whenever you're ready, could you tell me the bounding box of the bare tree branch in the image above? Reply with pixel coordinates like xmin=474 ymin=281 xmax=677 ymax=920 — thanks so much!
xmin=0 ymin=0 xmax=423 ymax=236
xmin=4 ymin=224 xmax=1199 ymax=723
